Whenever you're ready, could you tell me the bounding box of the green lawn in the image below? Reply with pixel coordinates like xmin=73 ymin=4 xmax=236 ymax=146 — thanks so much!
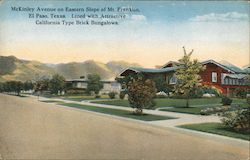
xmin=94 ymin=98 xmax=248 ymax=115
xmin=94 ymin=99 xmax=131 ymax=107
xmin=94 ymin=98 xmax=223 ymax=108
xmin=159 ymin=107 xmax=212 ymax=115
xmin=40 ymin=100 xmax=63 ymax=103
xmin=62 ymin=95 xmax=110 ymax=101
xmin=179 ymin=123 xmax=250 ymax=141
xmin=59 ymin=103 xmax=175 ymax=121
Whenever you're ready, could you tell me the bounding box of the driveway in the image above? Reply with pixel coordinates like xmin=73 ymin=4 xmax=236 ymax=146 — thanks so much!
xmin=0 ymin=94 xmax=249 ymax=160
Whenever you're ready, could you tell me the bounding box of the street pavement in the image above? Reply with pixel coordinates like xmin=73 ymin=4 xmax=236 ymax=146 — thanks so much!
xmin=0 ymin=93 xmax=249 ymax=160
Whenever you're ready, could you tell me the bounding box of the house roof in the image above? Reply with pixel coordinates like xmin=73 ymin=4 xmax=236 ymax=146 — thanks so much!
xmin=224 ymin=74 xmax=247 ymax=79
xmin=119 ymin=59 xmax=247 ymax=76
xmin=202 ymin=60 xmax=246 ymax=74
xmin=161 ymin=61 xmax=180 ymax=68
xmin=120 ymin=66 xmax=177 ymax=75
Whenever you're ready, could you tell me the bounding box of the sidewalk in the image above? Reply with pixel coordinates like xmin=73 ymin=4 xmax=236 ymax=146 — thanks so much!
xmin=37 ymin=96 xmax=221 ymax=128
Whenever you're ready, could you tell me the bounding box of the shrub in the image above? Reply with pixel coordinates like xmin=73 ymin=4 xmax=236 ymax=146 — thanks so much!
xmin=200 ymin=106 xmax=232 ymax=115
xmin=119 ymin=91 xmax=126 ymax=99
xmin=221 ymin=96 xmax=232 ymax=106
xmin=127 ymin=77 xmax=157 ymax=114
xmin=190 ymin=87 xmax=204 ymax=98
xmin=202 ymin=86 xmax=222 ymax=97
xmin=220 ymin=108 xmax=250 ymax=132
xmin=108 ymin=92 xmax=116 ymax=99
xmin=247 ymin=97 xmax=250 ymax=105
xmin=95 ymin=95 xmax=101 ymax=98
xmin=234 ymin=88 xmax=247 ymax=98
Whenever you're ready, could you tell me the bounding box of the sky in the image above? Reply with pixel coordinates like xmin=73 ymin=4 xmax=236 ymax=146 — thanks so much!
xmin=0 ymin=0 xmax=249 ymax=68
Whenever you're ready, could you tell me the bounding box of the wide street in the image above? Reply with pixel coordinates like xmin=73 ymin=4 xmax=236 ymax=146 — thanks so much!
xmin=0 ymin=93 xmax=249 ymax=160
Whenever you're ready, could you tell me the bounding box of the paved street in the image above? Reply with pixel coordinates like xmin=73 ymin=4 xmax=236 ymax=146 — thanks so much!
xmin=0 ymin=93 xmax=249 ymax=160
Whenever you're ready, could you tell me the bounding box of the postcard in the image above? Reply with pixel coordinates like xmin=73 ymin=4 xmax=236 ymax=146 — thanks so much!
xmin=0 ymin=0 xmax=249 ymax=160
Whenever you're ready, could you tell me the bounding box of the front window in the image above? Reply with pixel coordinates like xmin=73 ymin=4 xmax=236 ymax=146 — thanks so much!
xmin=169 ymin=75 xmax=177 ymax=84
xmin=212 ymin=72 xmax=217 ymax=83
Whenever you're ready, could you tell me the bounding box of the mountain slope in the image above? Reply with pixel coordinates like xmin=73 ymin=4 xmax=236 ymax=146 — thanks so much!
xmin=0 ymin=56 xmax=55 ymax=82
xmin=53 ymin=60 xmax=141 ymax=80
xmin=0 ymin=56 xmax=141 ymax=82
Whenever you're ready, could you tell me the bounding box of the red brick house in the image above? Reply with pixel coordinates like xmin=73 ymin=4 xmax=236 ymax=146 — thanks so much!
xmin=119 ymin=60 xmax=249 ymax=96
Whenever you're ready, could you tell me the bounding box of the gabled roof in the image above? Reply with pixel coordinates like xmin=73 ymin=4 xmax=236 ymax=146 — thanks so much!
xmin=202 ymin=60 xmax=246 ymax=74
xmin=119 ymin=59 xmax=247 ymax=77
xmin=243 ymin=65 xmax=250 ymax=74
xmin=119 ymin=66 xmax=177 ymax=76
xmin=161 ymin=61 xmax=180 ymax=68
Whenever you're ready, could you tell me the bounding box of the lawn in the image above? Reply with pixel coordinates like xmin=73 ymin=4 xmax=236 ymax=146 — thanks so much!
xmin=94 ymin=98 xmax=248 ymax=115
xmin=179 ymin=123 xmax=250 ymax=141
xmin=94 ymin=99 xmax=130 ymax=107
xmin=159 ymin=107 xmax=213 ymax=115
xmin=63 ymin=95 xmax=109 ymax=101
xmin=94 ymin=98 xmax=223 ymax=108
xmin=40 ymin=100 xmax=63 ymax=103
xmin=59 ymin=103 xmax=175 ymax=121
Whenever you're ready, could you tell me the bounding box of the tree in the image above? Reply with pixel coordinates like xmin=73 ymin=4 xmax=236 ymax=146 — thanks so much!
xmin=34 ymin=79 xmax=50 ymax=93
xmin=127 ymin=77 xmax=157 ymax=114
xmin=49 ymin=74 xmax=66 ymax=94
xmin=15 ymin=81 xmax=23 ymax=96
xmin=23 ymin=81 xmax=34 ymax=91
xmin=86 ymin=74 xmax=103 ymax=95
xmin=174 ymin=47 xmax=205 ymax=107
xmin=149 ymin=76 xmax=172 ymax=95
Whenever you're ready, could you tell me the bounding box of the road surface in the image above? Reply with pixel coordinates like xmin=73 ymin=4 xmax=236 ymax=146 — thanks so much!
xmin=0 ymin=94 xmax=249 ymax=160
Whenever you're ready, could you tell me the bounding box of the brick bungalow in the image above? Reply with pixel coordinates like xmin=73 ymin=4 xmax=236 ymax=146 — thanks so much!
xmin=119 ymin=59 xmax=249 ymax=96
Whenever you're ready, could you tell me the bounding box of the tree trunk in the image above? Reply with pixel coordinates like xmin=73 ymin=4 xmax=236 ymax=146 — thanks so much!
xmin=186 ymin=96 xmax=189 ymax=108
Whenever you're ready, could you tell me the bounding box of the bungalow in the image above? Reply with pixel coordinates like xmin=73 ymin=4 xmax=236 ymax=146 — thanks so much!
xmin=119 ymin=59 xmax=249 ymax=96
xmin=65 ymin=78 xmax=121 ymax=94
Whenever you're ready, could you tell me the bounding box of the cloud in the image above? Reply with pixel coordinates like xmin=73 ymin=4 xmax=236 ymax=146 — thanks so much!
xmin=189 ymin=12 xmax=249 ymax=22
xmin=130 ymin=15 xmax=147 ymax=21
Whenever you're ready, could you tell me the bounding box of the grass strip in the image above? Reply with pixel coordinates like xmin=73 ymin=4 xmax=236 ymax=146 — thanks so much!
xmin=159 ymin=107 xmax=203 ymax=115
xmin=59 ymin=102 xmax=175 ymax=121
xmin=179 ymin=123 xmax=250 ymax=141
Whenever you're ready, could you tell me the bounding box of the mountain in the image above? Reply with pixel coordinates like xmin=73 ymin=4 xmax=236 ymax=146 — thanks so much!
xmin=52 ymin=60 xmax=141 ymax=80
xmin=0 ymin=56 xmax=55 ymax=82
xmin=0 ymin=56 xmax=141 ymax=82
xmin=106 ymin=61 xmax=141 ymax=75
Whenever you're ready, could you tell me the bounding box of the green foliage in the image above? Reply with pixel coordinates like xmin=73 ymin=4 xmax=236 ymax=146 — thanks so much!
xmin=149 ymin=76 xmax=170 ymax=93
xmin=221 ymin=96 xmax=232 ymax=106
xmin=220 ymin=107 xmax=250 ymax=133
xmin=174 ymin=47 xmax=205 ymax=107
xmin=115 ymin=73 xmax=144 ymax=91
xmin=234 ymin=88 xmax=247 ymax=98
xmin=23 ymin=81 xmax=34 ymax=91
xmin=34 ymin=79 xmax=50 ymax=93
xmin=108 ymin=92 xmax=116 ymax=99
xmin=86 ymin=74 xmax=103 ymax=95
xmin=119 ymin=91 xmax=126 ymax=99
xmin=247 ymin=97 xmax=250 ymax=105
xmin=0 ymin=80 xmax=23 ymax=95
xmin=49 ymin=74 xmax=66 ymax=94
xmin=127 ymin=77 xmax=157 ymax=114
xmin=95 ymin=95 xmax=101 ymax=98
xmin=202 ymin=86 xmax=221 ymax=97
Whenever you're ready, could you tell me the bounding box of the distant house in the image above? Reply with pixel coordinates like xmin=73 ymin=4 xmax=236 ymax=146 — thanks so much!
xmin=119 ymin=59 xmax=249 ymax=96
xmin=66 ymin=78 xmax=121 ymax=94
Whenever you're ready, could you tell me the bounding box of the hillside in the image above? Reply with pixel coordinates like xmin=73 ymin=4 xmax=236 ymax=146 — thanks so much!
xmin=0 ymin=56 xmax=55 ymax=82
xmin=0 ymin=56 xmax=141 ymax=82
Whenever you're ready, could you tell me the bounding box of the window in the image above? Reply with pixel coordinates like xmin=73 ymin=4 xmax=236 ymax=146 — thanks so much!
xmin=212 ymin=72 xmax=217 ymax=83
xmin=169 ymin=75 xmax=177 ymax=84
